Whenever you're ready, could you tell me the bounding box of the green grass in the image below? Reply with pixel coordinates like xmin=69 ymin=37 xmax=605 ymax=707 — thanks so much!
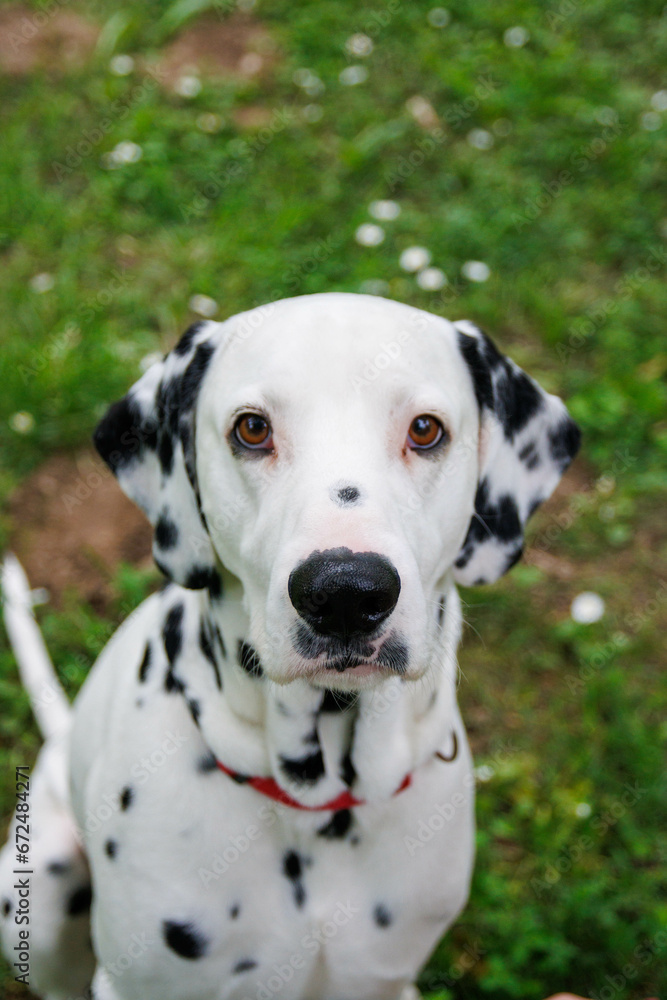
xmin=1 ymin=0 xmax=666 ymax=996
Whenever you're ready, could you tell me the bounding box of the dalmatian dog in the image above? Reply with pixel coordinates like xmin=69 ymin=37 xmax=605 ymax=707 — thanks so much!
xmin=0 ymin=293 xmax=579 ymax=1000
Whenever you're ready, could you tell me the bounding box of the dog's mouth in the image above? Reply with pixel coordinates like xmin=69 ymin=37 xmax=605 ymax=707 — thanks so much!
xmin=290 ymin=622 xmax=409 ymax=683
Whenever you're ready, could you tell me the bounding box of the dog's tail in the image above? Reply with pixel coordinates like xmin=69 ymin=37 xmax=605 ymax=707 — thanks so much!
xmin=1 ymin=554 xmax=70 ymax=741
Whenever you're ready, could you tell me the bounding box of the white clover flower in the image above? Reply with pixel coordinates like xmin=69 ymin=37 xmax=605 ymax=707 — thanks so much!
xmin=467 ymin=128 xmax=494 ymax=149
xmin=406 ymin=95 xmax=438 ymax=128
xmin=189 ymin=294 xmax=219 ymax=318
xmin=139 ymin=352 xmax=164 ymax=373
xmin=359 ymin=279 xmax=390 ymax=296
xmin=461 ymin=260 xmax=490 ymax=282
xmin=651 ymin=90 xmax=667 ymax=112
xmin=340 ymin=65 xmax=368 ymax=86
xmin=369 ymin=200 xmax=401 ymax=221
xmin=417 ymin=267 xmax=447 ymax=290
xmin=641 ymin=111 xmax=661 ymax=131
xmin=504 ymin=26 xmax=529 ymax=47
xmin=302 ymin=104 xmax=323 ymax=123
xmin=30 ymin=272 xmax=55 ymax=293
xmin=427 ymin=8 xmax=451 ymax=27
xmin=109 ymin=54 xmax=135 ymax=76
xmin=475 ymin=764 xmax=495 ymax=783
xmin=109 ymin=140 xmax=143 ymax=165
xmin=399 ymin=247 xmax=431 ymax=272
xmin=345 ymin=34 xmax=374 ymax=57
xmin=575 ymin=802 xmax=592 ymax=819
xmin=239 ymin=53 xmax=263 ymax=76
xmin=594 ymin=106 xmax=618 ymax=126
xmin=293 ymin=68 xmax=324 ymax=95
xmin=9 ymin=411 xmax=35 ymax=434
xmin=355 ymin=223 xmax=385 ymax=247
xmin=571 ymin=592 xmax=605 ymax=624
xmin=175 ymin=75 xmax=202 ymax=98
xmin=197 ymin=113 xmax=223 ymax=133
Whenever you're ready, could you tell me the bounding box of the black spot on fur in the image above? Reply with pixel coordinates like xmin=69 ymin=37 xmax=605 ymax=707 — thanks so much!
xmin=518 ymin=440 xmax=541 ymax=470
xmin=155 ymin=511 xmax=179 ymax=550
xmin=163 ymin=604 xmax=185 ymax=664
xmin=549 ymin=418 xmax=581 ymax=470
xmin=158 ymin=431 xmax=174 ymax=476
xmin=105 ymin=840 xmax=117 ymax=859
xmin=340 ymin=750 xmax=356 ymax=788
xmin=320 ymin=690 xmax=358 ymax=713
xmin=46 ymin=860 xmax=70 ymax=875
xmin=233 ymin=958 xmax=258 ymax=973
xmin=374 ymin=903 xmax=392 ymax=928
xmin=188 ymin=699 xmax=201 ymax=726
xmin=229 ymin=903 xmax=241 ymax=919
xmin=377 ymin=633 xmax=409 ymax=673
xmin=67 ymin=885 xmax=92 ymax=917
xmin=184 ymin=566 xmax=222 ymax=594
xmin=317 ymin=809 xmax=353 ymax=839
xmin=457 ymin=330 xmax=494 ymax=412
xmin=336 ymin=485 xmax=360 ymax=506
xmin=120 ymin=787 xmax=133 ymax=811
xmin=237 ymin=640 xmax=263 ymax=678
xmin=198 ymin=751 xmax=217 ymax=774
xmin=174 ymin=321 xmax=204 ymax=356
xmin=280 ymin=750 xmax=325 ymax=785
xmin=93 ymin=395 xmax=158 ymax=474
xmin=1 ymin=899 xmax=11 ymax=917
xmin=199 ymin=619 xmax=222 ymax=689
xmin=138 ymin=643 xmax=152 ymax=683
xmin=163 ymin=920 xmax=209 ymax=959
xmin=282 ymin=850 xmax=307 ymax=908
xmin=214 ymin=623 xmax=227 ymax=658
xmin=455 ymin=479 xmax=522 ymax=571
xmin=180 ymin=342 xmax=215 ymax=412
xmin=458 ymin=327 xmax=544 ymax=439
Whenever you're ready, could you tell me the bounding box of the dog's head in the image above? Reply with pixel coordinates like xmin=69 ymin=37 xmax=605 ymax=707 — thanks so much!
xmin=95 ymin=293 xmax=579 ymax=689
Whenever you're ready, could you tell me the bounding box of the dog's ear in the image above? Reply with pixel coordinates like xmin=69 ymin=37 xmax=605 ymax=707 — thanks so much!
xmin=93 ymin=321 xmax=223 ymax=591
xmin=452 ymin=321 xmax=580 ymax=586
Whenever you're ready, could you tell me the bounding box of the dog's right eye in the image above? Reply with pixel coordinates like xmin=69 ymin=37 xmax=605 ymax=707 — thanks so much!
xmin=233 ymin=413 xmax=273 ymax=451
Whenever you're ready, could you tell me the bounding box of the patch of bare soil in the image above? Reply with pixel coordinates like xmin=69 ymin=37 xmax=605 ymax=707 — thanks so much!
xmin=0 ymin=5 xmax=98 ymax=76
xmin=156 ymin=12 xmax=277 ymax=88
xmin=8 ymin=450 xmax=152 ymax=611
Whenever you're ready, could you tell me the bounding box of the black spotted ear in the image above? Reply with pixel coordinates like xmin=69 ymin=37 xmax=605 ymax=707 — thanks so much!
xmin=453 ymin=321 xmax=581 ymax=586
xmin=93 ymin=321 xmax=223 ymax=592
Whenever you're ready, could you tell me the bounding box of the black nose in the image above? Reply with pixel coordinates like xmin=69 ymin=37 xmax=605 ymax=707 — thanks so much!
xmin=288 ymin=547 xmax=400 ymax=640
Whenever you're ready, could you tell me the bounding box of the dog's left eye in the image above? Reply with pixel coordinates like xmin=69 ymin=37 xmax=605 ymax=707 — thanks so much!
xmin=233 ymin=413 xmax=273 ymax=450
xmin=407 ymin=415 xmax=446 ymax=450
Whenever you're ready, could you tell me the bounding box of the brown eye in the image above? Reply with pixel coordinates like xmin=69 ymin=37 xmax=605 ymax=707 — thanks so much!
xmin=407 ymin=415 xmax=445 ymax=450
xmin=234 ymin=413 xmax=273 ymax=450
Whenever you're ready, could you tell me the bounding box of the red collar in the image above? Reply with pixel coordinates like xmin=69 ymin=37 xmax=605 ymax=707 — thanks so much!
xmin=216 ymin=759 xmax=412 ymax=811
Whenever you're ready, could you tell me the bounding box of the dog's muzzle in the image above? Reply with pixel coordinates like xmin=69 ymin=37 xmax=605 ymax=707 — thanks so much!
xmin=288 ymin=547 xmax=400 ymax=641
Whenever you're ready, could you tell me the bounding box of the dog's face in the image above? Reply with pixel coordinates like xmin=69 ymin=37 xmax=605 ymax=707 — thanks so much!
xmin=95 ymin=293 xmax=579 ymax=690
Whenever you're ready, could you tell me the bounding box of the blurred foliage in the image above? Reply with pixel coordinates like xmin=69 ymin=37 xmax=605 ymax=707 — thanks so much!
xmin=0 ymin=0 xmax=666 ymax=997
